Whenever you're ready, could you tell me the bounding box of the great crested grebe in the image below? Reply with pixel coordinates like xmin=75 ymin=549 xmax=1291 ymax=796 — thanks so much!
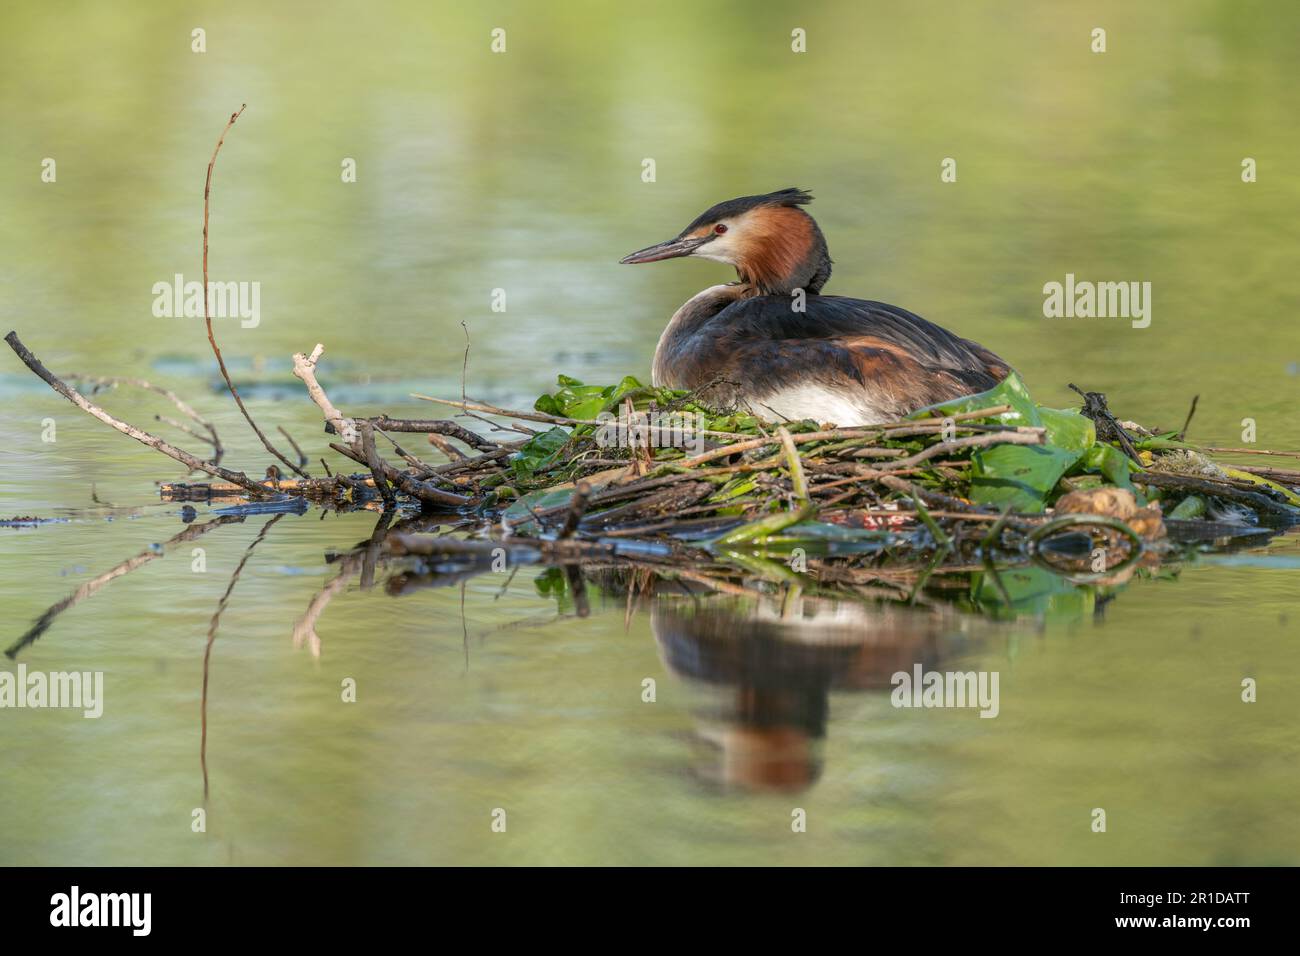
xmin=620 ymin=188 xmax=1011 ymax=425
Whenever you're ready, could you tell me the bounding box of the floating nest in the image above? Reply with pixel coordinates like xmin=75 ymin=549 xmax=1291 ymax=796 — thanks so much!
xmin=8 ymin=110 xmax=1297 ymax=662
xmin=7 ymin=327 xmax=1299 ymax=594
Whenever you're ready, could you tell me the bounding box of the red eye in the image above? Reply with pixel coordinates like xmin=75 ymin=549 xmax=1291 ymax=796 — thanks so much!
xmin=714 ymin=224 xmax=728 ymax=234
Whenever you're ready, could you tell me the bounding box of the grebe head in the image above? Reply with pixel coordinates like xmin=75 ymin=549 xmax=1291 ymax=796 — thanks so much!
xmin=620 ymin=187 xmax=832 ymax=295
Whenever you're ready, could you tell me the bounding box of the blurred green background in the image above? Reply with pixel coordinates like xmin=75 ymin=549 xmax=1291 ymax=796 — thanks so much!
xmin=1 ymin=0 xmax=1298 ymax=865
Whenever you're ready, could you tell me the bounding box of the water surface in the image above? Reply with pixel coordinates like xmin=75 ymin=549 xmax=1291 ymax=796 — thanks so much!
xmin=2 ymin=0 xmax=1299 ymax=865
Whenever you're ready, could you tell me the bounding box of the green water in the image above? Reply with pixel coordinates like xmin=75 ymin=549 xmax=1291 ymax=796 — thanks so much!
xmin=2 ymin=0 xmax=1299 ymax=865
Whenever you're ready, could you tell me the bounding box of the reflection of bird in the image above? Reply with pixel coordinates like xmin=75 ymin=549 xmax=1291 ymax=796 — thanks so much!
xmin=621 ymin=188 xmax=1011 ymax=425
xmin=651 ymin=596 xmax=951 ymax=794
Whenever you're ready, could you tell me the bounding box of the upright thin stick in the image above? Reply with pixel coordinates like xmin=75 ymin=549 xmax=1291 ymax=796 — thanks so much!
xmin=777 ymin=426 xmax=808 ymax=503
xmin=202 ymin=105 xmax=308 ymax=478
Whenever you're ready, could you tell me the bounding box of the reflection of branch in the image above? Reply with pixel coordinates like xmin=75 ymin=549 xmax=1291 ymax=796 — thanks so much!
xmin=359 ymin=509 xmax=394 ymax=589
xmin=202 ymin=514 xmax=284 ymax=801
xmin=4 ymin=331 xmax=270 ymax=496
xmin=563 ymin=564 xmax=590 ymax=618
xmin=161 ymin=474 xmax=372 ymax=501
xmin=291 ymin=512 xmax=453 ymax=656
xmin=292 ymin=555 xmax=360 ymax=659
xmin=385 ymin=531 xmax=685 ymax=563
xmin=6 ymin=515 xmax=242 ymax=659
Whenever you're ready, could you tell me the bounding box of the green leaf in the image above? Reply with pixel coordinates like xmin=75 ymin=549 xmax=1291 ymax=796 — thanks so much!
xmin=1037 ymin=406 xmax=1095 ymax=455
xmin=533 ymin=373 xmax=648 ymax=421
xmin=1133 ymin=436 xmax=1199 ymax=452
xmin=710 ymin=504 xmax=817 ymax=547
xmin=910 ymin=370 xmax=1040 ymax=426
xmin=533 ymin=393 xmax=563 ymax=416
xmin=564 ymin=394 xmax=610 ymax=420
xmin=1167 ymin=495 xmax=1207 ymax=519
xmin=708 ymin=475 xmax=758 ymax=502
xmin=502 ymin=483 xmax=580 ymax=525
xmin=912 ymin=375 xmax=1094 ymax=512
xmin=510 ymin=426 xmax=570 ymax=479
xmin=969 ymin=444 xmax=1080 ymax=512
xmin=1076 ymin=442 xmax=1138 ymax=492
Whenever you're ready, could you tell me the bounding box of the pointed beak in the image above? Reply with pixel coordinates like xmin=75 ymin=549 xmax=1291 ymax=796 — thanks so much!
xmin=619 ymin=234 xmax=708 ymax=264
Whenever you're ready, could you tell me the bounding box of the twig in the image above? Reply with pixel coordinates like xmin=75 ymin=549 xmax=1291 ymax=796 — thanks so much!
xmin=328 ymin=442 xmax=471 ymax=508
xmin=5 ymin=331 xmax=271 ymax=496
xmin=376 ymin=428 xmax=436 ymax=474
xmin=558 ymin=481 xmax=592 ymax=539
xmin=669 ymin=420 xmax=1043 ymax=472
xmin=321 ymin=458 xmax=364 ymax=495
xmin=669 ymin=430 xmax=876 ymax=468
xmin=412 ymin=393 xmax=753 ymax=439
xmin=337 ymin=416 xmax=500 ymax=452
xmin=877 ymin=474 xmax=1035 ymax=529
xmin=461 ymin=320 xmax=471 ymax=402
xmin=64 ymin=372 xmax=222 ymax=462
xmin=1177 ymin=394 xmax=1199 ymax=441
xmin=1070 ymin=383 xmax=1141 ymax=463
xmin=292 ymin=344 xmax=351 ymax=439
xmin=360 ymin=421 xmax=396 ymax=507
xmin=1201 ymin=447 xmax=1300 ymax=460
xmin=385 ymin=531 xmax=686 ymax=563
xmin=160 ymin=474 xmax=370 ymax=499
xmin=427 ymin=433 xmax=467 ymax=461
xmin=423 ymin=446 xmax=515 ymax=476
xmin=155 ymin=414 xmax=216 ymax=448
xmin=1230 ymin=465 xmax=1300 ymax=484
xmin=882 ymin=429 xmax=1044 ymax=470
xmin=201 ymin=105 xmax=307 ymax=478
xmin=277 ymin=425 xmax=309 ymax=470
xmin=1133 ymin=471 xmax=1297 ymax=517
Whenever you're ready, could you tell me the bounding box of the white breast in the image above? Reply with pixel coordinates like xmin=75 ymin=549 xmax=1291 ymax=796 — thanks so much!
xmin=742 ymin=383 xmax=894 ymax=427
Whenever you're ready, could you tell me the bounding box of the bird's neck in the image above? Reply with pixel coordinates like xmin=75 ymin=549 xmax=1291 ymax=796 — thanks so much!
xmin=652 ymin=284 xmax=751 ymax=388
xmin=733 ymin=207 xmax=833 ymax=295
